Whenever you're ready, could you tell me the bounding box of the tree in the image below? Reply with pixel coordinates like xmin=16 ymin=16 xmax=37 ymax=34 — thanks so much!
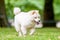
xmin=0 ymin=0 xmax=8 ymax=27
xmin=43 ymin=0 xmax=56 ymax=27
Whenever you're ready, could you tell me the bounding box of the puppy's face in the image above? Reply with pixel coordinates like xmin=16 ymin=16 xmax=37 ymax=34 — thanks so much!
xmin=30 ymin=10 xmax=41 ymax=25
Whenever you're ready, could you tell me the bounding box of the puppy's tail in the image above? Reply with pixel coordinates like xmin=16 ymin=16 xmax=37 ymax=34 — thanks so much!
xmin=13 ymin=7 xmax=21 ymax=15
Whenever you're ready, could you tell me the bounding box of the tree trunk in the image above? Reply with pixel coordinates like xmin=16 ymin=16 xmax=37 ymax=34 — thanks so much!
xmin=43 ymin=0 xmax=56 ymax=27
xmin=0 ymin=0 xmax=8 ymax=27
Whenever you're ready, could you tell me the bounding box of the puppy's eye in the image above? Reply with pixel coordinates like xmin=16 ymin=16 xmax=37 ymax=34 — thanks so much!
xmin=34 ymin=17 xmax=37 ymax=19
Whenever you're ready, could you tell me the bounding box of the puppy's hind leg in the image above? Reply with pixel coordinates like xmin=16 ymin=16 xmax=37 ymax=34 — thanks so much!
xmin=21 ymin=26 xmax=27 ymax=37
xmin=14 ymin=22 xmax=22 ymax=36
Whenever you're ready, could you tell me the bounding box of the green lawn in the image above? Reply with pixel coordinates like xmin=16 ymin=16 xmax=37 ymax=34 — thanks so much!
xmin=0 ymin=27 xmax=60 ymax=40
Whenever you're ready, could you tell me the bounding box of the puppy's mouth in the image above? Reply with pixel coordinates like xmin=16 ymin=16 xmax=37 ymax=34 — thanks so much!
xmin=36 ymin=22 xmax=40 ymax=25
xmin=34 ymin=21 xmax=40 ymax=25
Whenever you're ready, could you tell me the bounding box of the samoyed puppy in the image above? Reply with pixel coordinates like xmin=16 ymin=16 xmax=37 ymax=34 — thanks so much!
xmin=14 ymin=7 xmax=41 ymax=37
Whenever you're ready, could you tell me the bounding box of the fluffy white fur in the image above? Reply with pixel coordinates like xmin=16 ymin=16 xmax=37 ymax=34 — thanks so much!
xmin=13 ymin=7 xmax=21 ymax=15
xmin=14 ymin=7 xmax=41 ymax=37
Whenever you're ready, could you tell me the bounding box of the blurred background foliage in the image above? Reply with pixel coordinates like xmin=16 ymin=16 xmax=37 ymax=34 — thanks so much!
xmin=5 ymin=0 xmax=60 ymax=20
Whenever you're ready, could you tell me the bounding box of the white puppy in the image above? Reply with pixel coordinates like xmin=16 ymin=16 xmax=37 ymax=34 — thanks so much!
xmin=14 ymin=7 xmax=41 ymax=37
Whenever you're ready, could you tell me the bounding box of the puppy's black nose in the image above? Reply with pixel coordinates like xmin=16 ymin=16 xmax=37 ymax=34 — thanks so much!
xmin=39 ymin=20 xmax=40 ymax=22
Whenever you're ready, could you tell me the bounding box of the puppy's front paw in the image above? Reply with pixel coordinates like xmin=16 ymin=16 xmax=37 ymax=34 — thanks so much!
xmin=29 ymin=33 xmax=34 ymax=35
xmin=18 ymin=32 xmax=22 ymax=37
xmin=18 ymin=34 xmax=22 ymax=37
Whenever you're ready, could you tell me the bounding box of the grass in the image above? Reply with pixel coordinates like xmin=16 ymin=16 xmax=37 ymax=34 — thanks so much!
xmin=0 ymin=27 xmax=60 ymax=40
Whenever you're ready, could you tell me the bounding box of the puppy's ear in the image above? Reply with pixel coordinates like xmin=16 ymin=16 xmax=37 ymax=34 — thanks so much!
xmin=32 ymin=11 xmax=35 ymax=15
xmin=36 ymin=10 xmax=39 ymax=13
xmin=32 ymin=10 xmax=39 ymax=15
